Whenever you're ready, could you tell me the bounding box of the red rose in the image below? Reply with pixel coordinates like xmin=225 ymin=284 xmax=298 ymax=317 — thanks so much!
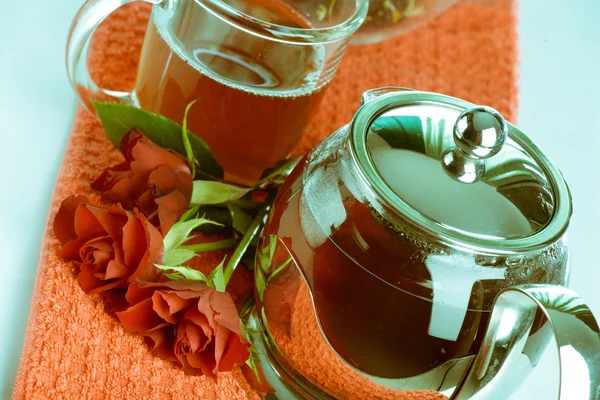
xmin=53 ymin=195 xmax=163 ymax=293
xmin=92 ymin=130 xmax=193 ymax=234
xmin=117 ymin=280 xmax=250 ymax=377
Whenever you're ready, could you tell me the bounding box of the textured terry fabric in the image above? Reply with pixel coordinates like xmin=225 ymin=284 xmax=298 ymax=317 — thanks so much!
xmin=13 ymin=0 xmax=517 ymax=398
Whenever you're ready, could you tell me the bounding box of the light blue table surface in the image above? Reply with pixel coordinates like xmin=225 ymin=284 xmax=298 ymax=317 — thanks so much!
xmin=1 ymin=0 xmax=599 ymax=398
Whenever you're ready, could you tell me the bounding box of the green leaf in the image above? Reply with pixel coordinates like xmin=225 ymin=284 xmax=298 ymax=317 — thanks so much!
xmin=181 ymin=101 xmax=197 ymax=178
xmin=228 ymin=203 xmax=253 ymax=234
xmin=164 ymin=273 xmax=184 ymax=281
xmin=191 ymin=181 xmax=249 ymax=206
xmin=223 ymin=200 xmax=272 ymax=285
xmin=266 ymin=236 xmax=277 ymax=268
xmin=195 ymin=206 xmax=233 ymax=233
xmin=155 ymin=264 xmax=209 ymax=282
xmin=239 ymin=297 xmax=255 ymax=321
xmin=245 ymin=346 xmax=262 ymax=384
xmin=229 ymin=197 xmax=262 ymax=211
xmin=256 ymin=157 xmax=301 ymax=188
xmin=258 ymin=235 xmax=278 ymax=274
xmin=240 ymin=244 xmax=257 ymax=271
xmin=267 ymin=257 xmax=292 ymax=283
xmin=180 ymin=238 xmax=238 ymax=253
xmin=255 ymin=268 xmax=267 ymax=302
xmin=93 ymin=102 xmax=223 ymax=180
xmin=207 ymin=257 xmax=227 ymax=292
xmin=180 ymin=206 xmax=200 ymax=223
xmin=163 ymin=248 xmax=197 ymax=266
xmin=163 ymin=217 xmax=223 ymax=253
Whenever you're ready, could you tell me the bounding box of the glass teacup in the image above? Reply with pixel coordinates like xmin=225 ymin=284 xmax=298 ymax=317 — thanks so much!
xmin=66 ymin=0 xmax=368 ymax=184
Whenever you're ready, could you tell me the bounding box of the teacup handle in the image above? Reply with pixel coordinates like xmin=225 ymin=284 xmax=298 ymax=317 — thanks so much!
xmin=452 ymin=284 xmax=600 ymax=399
xmin=66 ymin=0 xmax=161 ymax=112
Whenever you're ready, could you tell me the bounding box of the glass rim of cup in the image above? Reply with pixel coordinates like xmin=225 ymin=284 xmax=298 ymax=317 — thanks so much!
xmin=195 ymin=0 xmax=369 ymax=45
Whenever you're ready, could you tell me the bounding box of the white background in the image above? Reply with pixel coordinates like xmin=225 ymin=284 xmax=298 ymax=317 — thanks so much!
xmin=0 ymin=0 xmax=599 ymax=398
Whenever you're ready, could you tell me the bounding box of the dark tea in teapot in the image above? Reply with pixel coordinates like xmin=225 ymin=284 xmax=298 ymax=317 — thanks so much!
xmin=252 ymin=93 xmax=577 ymax=398
xmin=250 ymin=87 xmax=600 ymax=400
xmin=259 ymin=149 xmax=568 ymax=380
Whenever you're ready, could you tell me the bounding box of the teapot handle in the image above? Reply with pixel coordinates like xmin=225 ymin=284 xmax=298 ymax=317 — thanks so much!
xmin=451 ymin=284 xmax=600 ymax=400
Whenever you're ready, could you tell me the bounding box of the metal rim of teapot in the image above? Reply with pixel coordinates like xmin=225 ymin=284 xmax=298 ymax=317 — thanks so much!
xmin=348 ymin=89 xmax=573 ymax=255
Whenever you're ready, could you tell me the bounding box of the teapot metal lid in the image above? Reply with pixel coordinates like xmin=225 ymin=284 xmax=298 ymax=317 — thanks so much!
xmin=349 ymin=87 xmax=572 ymax=254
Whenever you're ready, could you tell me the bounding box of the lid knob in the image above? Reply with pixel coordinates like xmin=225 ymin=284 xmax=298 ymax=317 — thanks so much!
xmin=442 ymin=106 xmax=508 ymax=183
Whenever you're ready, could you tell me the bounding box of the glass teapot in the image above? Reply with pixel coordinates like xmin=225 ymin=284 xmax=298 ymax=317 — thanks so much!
xmin=249 ymin=87 xmax=600 ymax=399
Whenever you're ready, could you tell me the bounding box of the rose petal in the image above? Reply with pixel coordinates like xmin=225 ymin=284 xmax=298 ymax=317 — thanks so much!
xmin=213 ymin=324 xmax=231 ymax=371
xmin=182 ymin=306 xmax=213 ymax=343
xmin=196 ymin=293 xmax=217 ymax=331
xmin=54 ymin=195 xmax=88 ymax=243
xmin=216 ymin=333 xmax=250 ymax=373
xmin=120 ymin=281 xmax=249 ymax=377
xmin=137 ymin=279 xmax=210 ymax=292
xmin=100 ymin=289 xmax=129 ymax=315
xmin=184 ymin=344 xmax=217 ymax=377
xmin=91 ymin=161 xmax=130 ymax=191
xmin=73 ymin=204 xmax=106 ymax=238
xmin=175 ymin=324 xmax=202 ymax=376
xmin=104 ymin=241 xmax=127 ymax=280
xmin=79 ymin=236 xmax=113 ymax=266
xmin=120 ymin=130 xmax=144 ymax=158
xmin=130 ymin=137 xmax=191 ymax=176
xmin=128 ymin=213 xmax=163 ymax=283
xmin=90 ymin=248 xmax=112 ymax=268
xmin=58 ymin=237 xmax=88 ymax=262
xmin=77 ymin=263 xmax=124 ymax=294
xmin=99 ymin=170 xmax=145 ymax=210
xmin=152 ymin=165 xmax=192 ymax=198
xmin=143 ymin=328 xmax=177 ymax=362
xmin=173 ymin=290 xmax=211 ymax=301
xmin=208 ymin=291 xmax=243 ymax=335
xmin=121 ymin=212 xmax=146 ymax=268
xmin=117 ymin=297 xmax=170 ymax=333
xmin=85 ymin=203 xmax=127 ymax=241
xmin=184 ymin=320 xmax=207 ymax=352
xmin=125 ymin=281 xmax=156 ymax=306
xmin=137 ymin=190 xmax=157 ymax=217
xmin=155 ymin=190 xmax=189 ymax=234
xmin=152 ymin=291 xmax=194 ymax=324
xmin=148 ymin=165 xmax=178 ymax=195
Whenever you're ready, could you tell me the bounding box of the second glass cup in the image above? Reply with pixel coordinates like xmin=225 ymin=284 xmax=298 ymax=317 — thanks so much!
xmin=67 ymin=0 xmax=369 ymax=185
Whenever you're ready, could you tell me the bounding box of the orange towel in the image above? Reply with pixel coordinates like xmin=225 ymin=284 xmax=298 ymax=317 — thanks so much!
xmin=13 ymin=0 xmax=517 ymax=398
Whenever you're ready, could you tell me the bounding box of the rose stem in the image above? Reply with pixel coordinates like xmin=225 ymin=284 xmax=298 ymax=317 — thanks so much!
xmin=223 ymin=201 xmax=272 ymax=286
xmin=180 ymin=238 xmax=238 ymax=252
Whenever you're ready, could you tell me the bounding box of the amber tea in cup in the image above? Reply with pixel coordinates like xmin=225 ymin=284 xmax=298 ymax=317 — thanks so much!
xmin=66 ymin=0 xmax=368 ymax=184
